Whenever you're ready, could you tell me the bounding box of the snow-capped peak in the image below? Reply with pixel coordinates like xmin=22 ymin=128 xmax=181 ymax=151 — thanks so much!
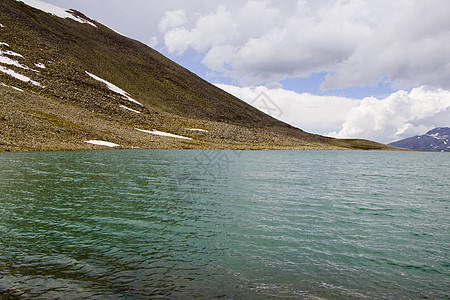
xmin=16 ymin=0 xmax=97 ymax=27
xmin=426 ymin=129 xmax=449 ymax=140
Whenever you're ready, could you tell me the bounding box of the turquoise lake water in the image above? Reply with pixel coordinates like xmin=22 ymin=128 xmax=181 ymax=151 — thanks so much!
xmin=0 ymin=150 xmax=449 ymax=299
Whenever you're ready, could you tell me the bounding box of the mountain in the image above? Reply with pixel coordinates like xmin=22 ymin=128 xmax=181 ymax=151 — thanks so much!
xmin=0 ymin=0 xmax=396 ymax=151
xmin=389 ymin=127 xmax=450 ymax=152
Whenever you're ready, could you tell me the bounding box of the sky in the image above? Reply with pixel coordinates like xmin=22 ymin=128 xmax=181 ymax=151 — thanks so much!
xmin=37 ymin=0 xmax=450 ymax=143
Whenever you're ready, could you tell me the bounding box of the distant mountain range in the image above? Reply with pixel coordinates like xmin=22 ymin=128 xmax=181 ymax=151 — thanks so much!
xmin=389 ymin=127 xmax=450 ymax=152
xmin=0 ymin=0 xmax=396 ymax=151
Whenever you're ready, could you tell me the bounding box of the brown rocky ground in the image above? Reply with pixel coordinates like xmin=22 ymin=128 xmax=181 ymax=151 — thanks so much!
xmin=0 ymin=0 xmax=399 ymax=152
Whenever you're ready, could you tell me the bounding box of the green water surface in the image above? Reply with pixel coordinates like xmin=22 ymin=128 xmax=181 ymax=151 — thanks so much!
xmin=0 ymin=150 xmax=449 ymax=299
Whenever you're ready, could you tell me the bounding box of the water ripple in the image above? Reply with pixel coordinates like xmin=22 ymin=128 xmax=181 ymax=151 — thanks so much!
xmin=0 ymin=150 xmax=448 ymax=299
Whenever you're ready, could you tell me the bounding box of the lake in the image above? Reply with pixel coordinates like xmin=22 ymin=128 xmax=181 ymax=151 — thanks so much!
xmin=0 ymin=150 xmax=448 ymax=299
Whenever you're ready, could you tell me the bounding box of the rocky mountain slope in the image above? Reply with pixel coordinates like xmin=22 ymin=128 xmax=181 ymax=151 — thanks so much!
xmin=0 ymin=0 xmax=396 ymax=151
xmin=389 ymin=127 xmax=450 ymax=152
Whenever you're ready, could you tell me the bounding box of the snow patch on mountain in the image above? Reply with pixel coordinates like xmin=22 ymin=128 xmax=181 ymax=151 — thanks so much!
xmin=86 ymin=71 xmax=143 ymax=106
xmin=85 ymin=140 xmax=119 ymax=147
xmin=0 ymin=54 xmax=30 ymax=70
xmin=1 ymin=82 xmax=24 ymax=92
xmin=0 ymin=47 xmax=39 ymax=73
xmin=34 ymin=62 xmax=46 ymax=69
xmin=389 ymin=127 xmax=450 ymax=152
xmin=16 ymin=0 xmax=97 ymax=27
xmin=0 ymin=38 xmax=43 ymax=86
xmin=0 ymin=65 xmax=43 ymax=87
xmin=135 ymin=128 xmax=192 ymax=140
xmin=427 ymin=133 xmax=446 ymax=140
xmin=187 ymin=128 xmax=208 ymax=132
xmin=120 ymin=105 xmax=141 ymax=114
xmin=425 ymin=128 xmax=449 ymax=144
xmin=0 ymin=50 xmax=23 ymax=58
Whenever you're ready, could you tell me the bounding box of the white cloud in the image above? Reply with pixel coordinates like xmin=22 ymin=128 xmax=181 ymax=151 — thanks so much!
xmin=164 ymin=5 xmax=238 ymax=56
xmin=216 ymin=84 xmax=450 ymax=143
xmin=329 ymin=87 xmax=450 ymax=143
xmin=161 ymin=0 xmax=450 ymax=89
xmin=215 ymin=83 xmax=360 ymax=136
xmin=158 ymin=9 xmax=187 ymax=32
xmin=147 ymin=36 xmax=158 ymax=48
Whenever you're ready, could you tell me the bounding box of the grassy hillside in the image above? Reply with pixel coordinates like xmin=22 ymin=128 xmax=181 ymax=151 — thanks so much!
xmin=0 ymin=0 xmax=397 ymax=151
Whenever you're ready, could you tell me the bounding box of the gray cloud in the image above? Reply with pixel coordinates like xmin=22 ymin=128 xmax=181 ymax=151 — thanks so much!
xmin=44 ymin=1 xmax=450 ymax=90
xmin=322 ymin=0 xmax=450 ymax=90
xmin=43 ymin=0 xmax=244 ymax=48
xmin=158 ymin=0 xmax=450 ymax=89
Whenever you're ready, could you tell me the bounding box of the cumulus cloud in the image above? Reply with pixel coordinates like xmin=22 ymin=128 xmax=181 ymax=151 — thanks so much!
xmin=147 ymin=36 xmax=158 ymax=48
xmin=161 ymin=0 xmax=450 ymax=89
xmin=216 ymin=84 xmax=450 ymax=143
xmin=329 ymin=87 xmax=450 ymax=143
xmin=158 ymin=9 xmax=187 ymax=32
xmin=215 ymin=83 xmax=361 ymax=135
xmin=163 ymin=6 xmax=237 ymax=55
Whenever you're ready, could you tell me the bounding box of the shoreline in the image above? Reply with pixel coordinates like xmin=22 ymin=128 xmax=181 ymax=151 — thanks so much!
xmin=0 ymin=145 xmax=409 ymax=153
